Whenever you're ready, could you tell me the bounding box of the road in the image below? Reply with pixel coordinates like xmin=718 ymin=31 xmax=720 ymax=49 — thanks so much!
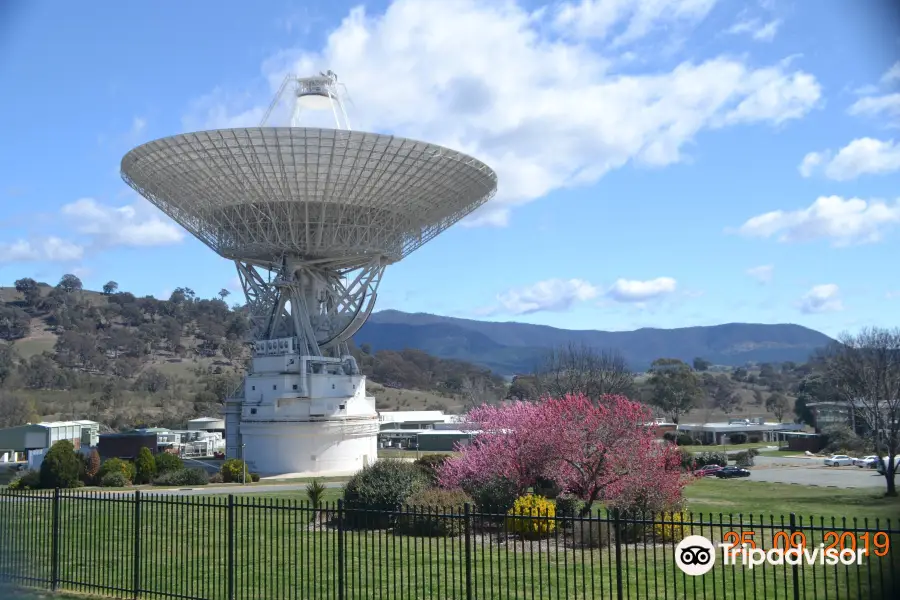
xmin=746 ymin=455 xmax=886 ymax=489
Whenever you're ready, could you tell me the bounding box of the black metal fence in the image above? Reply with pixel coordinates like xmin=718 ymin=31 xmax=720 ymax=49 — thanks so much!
xmin=0 ymin=489 xmax=897 ymax=600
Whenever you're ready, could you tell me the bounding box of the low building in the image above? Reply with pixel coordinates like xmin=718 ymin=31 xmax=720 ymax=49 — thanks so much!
xmin=0 ymin=420 xmax=100 ymax=467
xmin=677 ymin=418 xmax=804 ymax=444
xmin=377 ymin=410 xmax=453 ymax=431
xmin=187 ymin=417 xmax=225 ymax=434
xmin=98 ymin=432 xmax=158 ymax=459
xmin=379 ymin=427 xmax=476 ymax=452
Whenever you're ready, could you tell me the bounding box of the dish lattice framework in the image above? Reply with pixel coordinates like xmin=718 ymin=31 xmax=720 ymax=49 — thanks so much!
xmin=121 ymin=72 xmax=497 ymax=357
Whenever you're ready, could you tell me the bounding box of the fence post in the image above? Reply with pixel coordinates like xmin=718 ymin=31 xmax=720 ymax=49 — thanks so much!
xmin=337 ymin=499 xmax=345 ymax=600
xmin=50 ymin=488 xmax=60 ymax=591
xmin=133 ymin=490 xmax=141 ymax=599
xmin=613 ymin=508 xmax=623 ymax=600
xmin=227 ymin=495 xmax=235 ymax=600
xmin=464 ymin=502 xmax=473 ymax=600
xmin=790 ymin=513 xmax=800 ymax=600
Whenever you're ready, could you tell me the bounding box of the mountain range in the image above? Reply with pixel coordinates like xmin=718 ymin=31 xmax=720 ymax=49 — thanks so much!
xmin=354 ymin=310 xmax=834 ymax=375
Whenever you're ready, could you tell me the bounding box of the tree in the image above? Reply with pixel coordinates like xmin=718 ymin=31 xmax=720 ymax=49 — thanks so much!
xmin=39 ymin=440 xmax=82 ymax=489
xmin=0 ymin=343 xmax=16 ymax=386
xmin=0 ymin=391 xmax=38 ymax=428
xmin=692 ymin=357 xmax=711 ymax=372
xmin=221 ymin=338 xmax=243 ymax=362
xmin=14 ymin=278 xmax=41 ymax=307
xmin=821 ymin=327 xmax=900 ymax=496
xmin=647 ymin=358 xmax=703 ymax=423
xmin=752 ymin=389 xmax=765 ymax=406
xmin=710 ymin=375 xmax=741 ymax=414
xmin=84 ymin=448 xmax=101 ymax=485
xmin=534 ymin=343 xmax=634 ymax=402
xmin=218 ymin=288 xmax=230 ymax=301
xmin=439 ymin=394 xmax=685 ymax=516
xmin=0 ymin=305 xmax=31 ymax=340
xmin=57 ymin=274 xmax=83 ymax=293
xmin=765 ymin=392 xmax=790 ymax=422
xmin=102 ymin=281 xmax=119 ymax=295
xmin=134 ymin=447 xmax=157 ymax=484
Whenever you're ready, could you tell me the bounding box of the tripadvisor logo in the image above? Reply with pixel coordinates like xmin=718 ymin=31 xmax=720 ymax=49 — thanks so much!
xmin=675 ymin=535 xmax=716 ymax=576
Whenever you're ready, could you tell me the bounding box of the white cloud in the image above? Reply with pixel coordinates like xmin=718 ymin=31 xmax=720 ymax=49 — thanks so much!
xmin=849 ymin=93 xmax=900 ymax=121
xmin=798 ymin=284 xmax=843 ymax=314
xmin=552 ymin=0 xmax=718 ymax=46
xmin=606 ymin=277 xmax=677 ymax=302
xmin=61 ymin=198 xmax=184 ymax=247
xmin=797 ymin=151 xmax=825 ymax=177
xmin=131 ymin=117 xmax=146 ymax=136
xmin=880 ymin=61 xmax=900 ymax=86
xmin=184 ymin=0 xmax=822 ymax=227
xmin=727 ymin=18 xmax=781 ymax=42
xmin=746 ymin=264 xmax=773 ymax=284
xmin=0 ymin=237 xmax=84 ymax=264
xmin=799 ymin=138 xmax=900 ymax=180
xmin=735 ymin=195 xmax=900 ymax=246
xmin=492 ymin=278 xmax=600 ymax=314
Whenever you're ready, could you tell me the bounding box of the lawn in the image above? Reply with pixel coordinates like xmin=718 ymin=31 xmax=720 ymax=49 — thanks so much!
xmin=2 ymin=480 xmax=898 ymax=600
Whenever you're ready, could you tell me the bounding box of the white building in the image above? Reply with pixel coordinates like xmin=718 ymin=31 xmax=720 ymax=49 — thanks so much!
xmin=226 ymin=337 xmax=379 ymax=477
xmin=677 ymin=418 xmax=804 ymax=445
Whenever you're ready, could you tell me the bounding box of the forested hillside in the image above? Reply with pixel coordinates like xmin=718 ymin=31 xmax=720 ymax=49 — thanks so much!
xmin=0 ymin=276 xmax=505 ymax=431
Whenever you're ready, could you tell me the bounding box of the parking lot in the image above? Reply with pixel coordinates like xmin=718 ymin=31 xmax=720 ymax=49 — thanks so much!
xmin=742 ymin=455 xmax=886 ymax=489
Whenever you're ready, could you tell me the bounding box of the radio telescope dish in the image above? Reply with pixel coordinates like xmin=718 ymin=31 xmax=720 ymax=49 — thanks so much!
xmin=121 ymin=72 xmax=497 ymax=358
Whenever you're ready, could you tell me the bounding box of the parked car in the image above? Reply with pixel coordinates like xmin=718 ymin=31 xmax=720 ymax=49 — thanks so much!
xmin=824 ymin=454 xmax=853 ymax=467
xmin=854 ymin=455 xmax=879 ymax=468
xmin=875 ymin=457 xmax=900 ymax=475
xmin=694 ymin=464 xmax=724 ymax=477
xmin=714 ymin=466 xmax=751 ymax=479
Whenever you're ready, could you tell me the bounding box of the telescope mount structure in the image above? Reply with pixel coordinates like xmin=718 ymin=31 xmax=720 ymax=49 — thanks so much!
xmin=121 ymin=72 xmax=497 ymax=476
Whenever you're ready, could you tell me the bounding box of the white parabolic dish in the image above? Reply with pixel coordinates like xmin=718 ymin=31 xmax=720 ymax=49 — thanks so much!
xmin=121 ymin=127 xmax=498 ymax=270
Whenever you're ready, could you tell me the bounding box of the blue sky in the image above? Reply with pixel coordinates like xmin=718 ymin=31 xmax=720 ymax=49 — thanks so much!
xmin=1 ymin=0 xmax=899 ymax=337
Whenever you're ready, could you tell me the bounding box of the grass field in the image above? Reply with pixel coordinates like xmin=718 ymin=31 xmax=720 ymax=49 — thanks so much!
xmin=1 ymin=482 xmax=897 ymax=600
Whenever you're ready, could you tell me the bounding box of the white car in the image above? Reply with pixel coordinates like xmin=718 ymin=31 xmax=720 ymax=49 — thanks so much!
xmin=855 ymin=455 xmax=879 ymax=468
xmin=875 ymin=457 xmax=900 ymax=475
xmin=824 ymin=454 xmax=853 ymax=467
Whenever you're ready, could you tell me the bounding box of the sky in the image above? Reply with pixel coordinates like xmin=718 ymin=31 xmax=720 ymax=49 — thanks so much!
xmin=1 ymin=0 xmax=899 ymax=338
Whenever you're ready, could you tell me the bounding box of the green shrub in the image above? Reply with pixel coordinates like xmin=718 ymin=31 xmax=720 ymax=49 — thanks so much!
xmin=675 ymin=434 xmax=694 ymax=446
xmin=465 ymin=476 xmax=518 ymax=516
xmin=734 ymin=451 xmax=757 ymax=467
xmin=396 ymin=487 xmax=473 ymax=537
xmin=153 ymin=468 xmax=210 ymax=486
xmin=250 ymin=473 xmax=260 ymax=482
xmin=694 ymin=451 xmax=728 ymax=468
xmin=220 ymin=459 xmax=249 ymax=483
xmin=99 ymin=458 xmax=136 ymax=483
xmin=532 ymin=476 xmax=562 ymax=499
xmin=554 ymin=493 xmax=583 ymax=522
xmin=413 ymin=454 xmax=450 ymax=483
xmin=154 ymin=452 xmax=183 ymax=474
xmin=134 ymin=447 xmax=156 ymax=484
xmin=306 ymin=479 xmax=327 ymax=508
xmin=209 ymin=472 xmax=224 ymax=484
xmin=678 ymin=447 xmax=695 ymax=471
xmin=100 ymin=471 xmax=128 ymax=488
xmin=7 ymin=470 xmax=41 ymax=490
xmin=506 ymin=494 xmax=555 ymax=539
xmin=662 ymin=431 xmax=678 ymax=443
xmin=343 ymin=460 xmax=429 ymax=529
xmin=39 ymin=440 xmax=82 ymax=489
xmin=730 ymin=433 xmax=748 ymax=445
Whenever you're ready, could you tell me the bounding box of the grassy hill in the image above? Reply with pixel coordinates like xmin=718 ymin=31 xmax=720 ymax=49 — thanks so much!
xmin=358 ymin=310 xmax=834 ymax=374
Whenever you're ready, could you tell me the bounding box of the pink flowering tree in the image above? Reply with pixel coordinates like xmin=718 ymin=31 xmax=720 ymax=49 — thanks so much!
xmin=439 ymin=400 xmax=556 ymax=494
xmin=439 ymin=394 xmax=687 ymax=516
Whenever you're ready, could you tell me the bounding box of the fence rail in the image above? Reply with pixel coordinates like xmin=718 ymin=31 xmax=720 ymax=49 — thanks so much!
xmin=0 ymin=489 xmax=897 ymax=600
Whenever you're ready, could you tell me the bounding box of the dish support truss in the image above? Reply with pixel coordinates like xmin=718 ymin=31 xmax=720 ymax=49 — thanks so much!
xmin=236 ymin=256 xmax=384 ymax=357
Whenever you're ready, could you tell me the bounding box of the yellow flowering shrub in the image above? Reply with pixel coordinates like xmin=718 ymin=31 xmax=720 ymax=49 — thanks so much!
xmin=506 ymin=494 xmax=556 ymax=538
xmin=654 ymin=511 xmax=687 ymax=542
